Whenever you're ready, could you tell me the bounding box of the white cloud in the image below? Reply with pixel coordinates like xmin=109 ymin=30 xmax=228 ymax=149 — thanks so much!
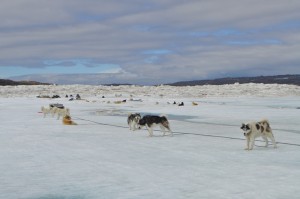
xmin=1 ymin=0 xmax=300 ymax=84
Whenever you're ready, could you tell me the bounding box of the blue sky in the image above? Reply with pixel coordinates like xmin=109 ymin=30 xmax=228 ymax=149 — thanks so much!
xmin=0 ymin=0 xmax=300 ymax=85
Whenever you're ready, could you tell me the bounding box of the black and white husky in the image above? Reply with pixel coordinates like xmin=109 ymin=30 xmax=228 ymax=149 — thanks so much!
xmin=127 ymin=113 xmax=142 ymax=131
xmin=241 ymin=119 xmax=277 ymax=150
xmin=138 ymin=115 xmax=172 ymax=137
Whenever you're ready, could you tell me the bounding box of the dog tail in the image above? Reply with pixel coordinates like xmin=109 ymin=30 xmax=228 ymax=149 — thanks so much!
xmin=161 ymin=115 xmax=169 ymax=122
xmin=260 ymin=119 xmax=271 ymax=131
xmin=160 ymin=115 xmax=171 ymax=130
xmin=260 ymin=119 xmax=269 ymax=125
xmin=160 ymin=114 xmax=168 ymax=119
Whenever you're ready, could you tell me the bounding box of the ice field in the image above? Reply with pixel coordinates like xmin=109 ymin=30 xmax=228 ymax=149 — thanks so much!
xmin=0 ymin=84 xmax=300 ymax=199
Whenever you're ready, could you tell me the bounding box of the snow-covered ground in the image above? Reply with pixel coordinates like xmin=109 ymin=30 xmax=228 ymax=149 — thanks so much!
xmin=0 ymin=84 xmax=300 ymax=199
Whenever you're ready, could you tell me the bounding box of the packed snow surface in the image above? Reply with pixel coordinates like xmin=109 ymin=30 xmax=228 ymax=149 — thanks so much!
xmin=0 ymin=84 xmax=300 ymax=199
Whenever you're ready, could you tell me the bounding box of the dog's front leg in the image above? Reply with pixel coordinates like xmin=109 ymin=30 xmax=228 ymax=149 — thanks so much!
xmin=249 ymin=138 xmax=255 ymax=150
xmin=135 ymin=123 xmax=140 ymax=131
xmin=245 ymin=137 xmax=250 ymax=150
xmin=50 ymin=108 xmax=55 ymax=117
xmin=146 ymin=125 xmax=153 ymax=137
xmin=133 ymin=122 xmax=139 ymax=131
xmin=131 ymin=122 xmax=135 ymax=131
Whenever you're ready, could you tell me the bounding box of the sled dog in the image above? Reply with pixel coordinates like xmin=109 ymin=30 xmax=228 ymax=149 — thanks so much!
xmin=127 ymin=113 xmax=141 ymax=131
xmin=241 ymin=119 xmax=277 ymax=150
xmin=63 ymin=115 xmax=77 ymax=125
xmin=138 ymin=115 xmax=172 ymax=137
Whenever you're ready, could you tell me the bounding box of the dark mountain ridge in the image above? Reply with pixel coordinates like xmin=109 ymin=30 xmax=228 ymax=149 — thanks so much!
xmin=167 ymin=74 xmax=300 ymax=86
xmin=0 ymin=79 xmax=50 ymax=86
xmin=1 ymin=74 xmax=300 ymax=86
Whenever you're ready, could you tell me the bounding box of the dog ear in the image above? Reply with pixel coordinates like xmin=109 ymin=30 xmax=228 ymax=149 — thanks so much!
xmin=246 ymin=124 xmax=251 ymax=130
xmin=240 ymin=123 xmax=245 ymax=129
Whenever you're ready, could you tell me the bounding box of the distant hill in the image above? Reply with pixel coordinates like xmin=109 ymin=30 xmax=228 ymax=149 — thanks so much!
xmin=0 ymin=79 xmax=50 ymax=86
xmin=102 ymin=83 xmax=133 ymax=86
xmin=3 ymin=74 xmax=300 ymax=86
xmin=167 ymin=75 xmax=300 ymax=86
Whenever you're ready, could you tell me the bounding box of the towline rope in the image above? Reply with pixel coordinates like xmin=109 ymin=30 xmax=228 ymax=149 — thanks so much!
xmin=72 ymin=116 xmax=300 ymax=147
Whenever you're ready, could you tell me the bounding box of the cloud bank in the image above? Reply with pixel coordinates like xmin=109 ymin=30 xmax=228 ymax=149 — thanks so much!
xmin=1 ymin=0 xmax=300 ymax=85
